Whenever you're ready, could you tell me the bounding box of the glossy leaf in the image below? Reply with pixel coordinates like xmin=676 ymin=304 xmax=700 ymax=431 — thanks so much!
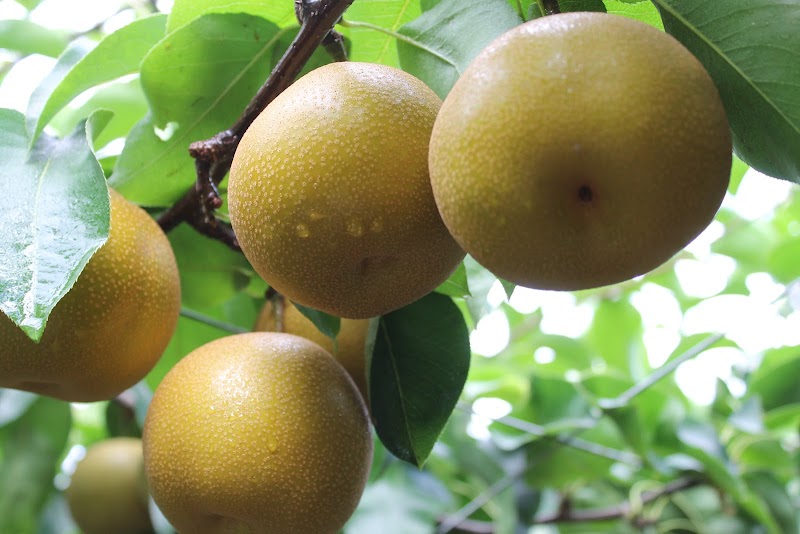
xmin=655 ymin=0 xmax=800 ymax=182
xmin=605 ymin=0 xmax=664 ymax=29
xmin=0 ymin=109 xmax=109 ymax=342
xmin=26 ymin=14 xmax=167 ymax=145
xmin=110 ymin=14 xmax=296 ymax=205
xmin=371 ymin=292 xmax=470 ymax=466
xmin=0 ymin=20 xmax=70 ymax=57
xmin=0 ymin=398 xmax=71 ymax=533
xmin=397 ymin=0 xmax=521 ymax=98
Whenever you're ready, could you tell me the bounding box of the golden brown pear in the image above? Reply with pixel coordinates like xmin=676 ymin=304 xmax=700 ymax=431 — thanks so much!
xmin=254 ymin=299 xmax=370 ymax=402
xmin=429 ymin=12 xmax=732 ymax=291
xmin=228 ymin=62 xmax=464 ymax=319
xmin=0 ymin=189 xmax=181 ymax=402
xmin=143 ymin=332 xmax=373 ymax=534
xmin=66 ymin=438 xmax=152 ymax=534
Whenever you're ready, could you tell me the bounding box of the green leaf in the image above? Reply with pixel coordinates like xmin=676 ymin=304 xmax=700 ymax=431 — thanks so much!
xmin=169 ymin=225 xmax=252 ymax=310
xmin=397 ymin=0 xmax=521 ymax=98
xmin=677 ymin=421 xmax=782 ymax=534
xmin=744 ymin=471 xmax=800 ymax=534
xmin=0 ymin=398 xmax=71 ymax=533
xmin=26 ymin=14 xmax=167 ymax=146
xmin=587 ymin=297 xmax=648 ymax=379
xmin=604 ymin=0 xmax=664 ymax=29
xmin=748 ymin=347 xmax=800 ymax=411
xmin=167 ymin=0 xmax=297 ymax=32
xmin=0 ymin=109 xmax=109 ymax=342
xmin=435 ymin=261 xmax=471 ymax=298
xmin=529 ymin=0 xmax=605 ymax=19
xmin=728 ymin=397 xmax=765 ymax=434
xmin=341 ymin=0 xmax=423 ymax=67
xmin=293 ymin=303 xmax=341 ymax=340
xmin=15 ymin=0 xmax=45 ymax=9
xmin=0 ymin=20 xmax=70 ymax=57
xmin=110 ymin=14 xmax=295 ymax=205
xmin=48 ymin=77 xmax=148 ymax=150
xmin=371 ymin=292 xmax=470 ymax=467
xmin=346 ymin=462 xmax=453 ymax=534
xmin=654 ymin=0 xmax=800 ymax=182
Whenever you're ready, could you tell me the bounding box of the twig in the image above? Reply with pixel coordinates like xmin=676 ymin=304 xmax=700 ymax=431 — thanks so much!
xmin=534 ymin=477 xmax=703 ymax=523
xmin=457 ymin=402 xmax=642 ymax=466
xmin=598 ymin=333 xmax=724 ymax=410
xmin=180 ymin=308 xmax=248 ymax=334
xmin=156 ymin=0 xmax=354 ymax=241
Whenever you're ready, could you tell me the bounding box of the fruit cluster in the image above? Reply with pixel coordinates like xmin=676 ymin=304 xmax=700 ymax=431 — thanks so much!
xmin=5 ymin=11 xmax=731 ymax=534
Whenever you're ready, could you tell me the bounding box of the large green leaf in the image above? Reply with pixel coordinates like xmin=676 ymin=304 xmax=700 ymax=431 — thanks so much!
xmin=587 ymin=297 xmax=648 ymax=379
xmin=48 ymin=77 xmax=148 ymax=150
xmin=747 ymin=347 xmax=800 ymax=410
xmin=371 ymin=292 xmax=470 ymax=467
xmin=26 ymin=14 xmax=167 ymax=145
xmin=0 ymin=20 xmax=70 ymax=57
xmin=0 ymin=398 xmax=71 ymax=533
xmin=397 ymin=0 xmax=521 ymax=98
xmin=167 ymin=0 xmax=297 ymax=32
xmin=0 ymin=109 xmax=110 ymax=342
xmin=110 ymin=14 xmax=298 ymax=206
xmin=654 ymin=0 xmax=800 ymax=182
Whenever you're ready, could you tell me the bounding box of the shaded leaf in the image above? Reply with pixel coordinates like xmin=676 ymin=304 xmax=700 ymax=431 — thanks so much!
xmin=372 ymin=293 xmax=470 ymax=466
xmin=0 ymin=20 xmax=70 ymax=57
xmin=0 ymin=389 xmax=37 ymax=428
xmin=529 ymin=0 xmax=605 ymax=19
xmin=0 ymin=398 xmax=71 ymax=533
xmin=397 ymin=0 xmax=521 ymax=98
xmin=26 ymin=14 xmax=167 ymax=145
xmin=655 ymin=0 xmax=800 ymax=182
xmin=0 ymin=109 xmax=109 ymax=342
xmin=293 ymin=302 xmax=341 ymax=340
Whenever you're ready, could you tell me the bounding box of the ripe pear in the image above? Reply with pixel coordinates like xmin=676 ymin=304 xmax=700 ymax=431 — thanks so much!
xmin=254 ymin=299 xmax=370 ymax=402
xmin=143 ymin=332 xmax=373 ymax=534
xmin=228 ymin=62 xmax=465 ymax=319
xmin=0 ymin=189 xmax=181 ymax=402
xmin=66 ymin=438 xmax=152 ymax=534
xmin=429 ymin=12 xmax=732 ymax=291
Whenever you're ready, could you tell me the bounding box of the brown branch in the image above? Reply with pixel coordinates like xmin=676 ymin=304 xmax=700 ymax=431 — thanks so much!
xmin=537 ymin=477 xmax=704 ymax=524
xmin=156 ymin=0 xmax=354 ymax=245
xmin=439 ymin=477 xmax=704 ymax=533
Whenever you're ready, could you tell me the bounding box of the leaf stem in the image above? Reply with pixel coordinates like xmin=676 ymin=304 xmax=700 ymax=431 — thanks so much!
xmin=180 ymin=308 xmax=248 ymax=334
xmin=538 ymin=0 xmax=561 ymax=15
xmin=598 ymin=333 xmax=724 ymax=410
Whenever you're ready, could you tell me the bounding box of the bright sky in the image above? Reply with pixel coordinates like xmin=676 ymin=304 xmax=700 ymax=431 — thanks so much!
xmin=2 ymin=0 xmax=798 ymax=410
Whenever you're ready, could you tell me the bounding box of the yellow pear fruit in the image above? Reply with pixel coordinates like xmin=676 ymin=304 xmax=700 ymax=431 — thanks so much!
xmin=143 ymin=332 xmax=373 ymax=534
xmin=254 ymin=299 xmax=370 ymax=402
xmin=0 ymin=189 xmax=181 ymax=402
xmin=66 ymin=437 xmax=152 ymax=534
xmin=228 ymin=62 xmax=465 ymax=319
xmin=429 ymin=12 xmax=732 ymax=291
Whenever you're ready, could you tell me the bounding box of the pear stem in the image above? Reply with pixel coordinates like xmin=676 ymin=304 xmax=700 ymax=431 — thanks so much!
xmin=156 ymin=0 xmax=354 ymax=248
xmin=538 ymin=0 xmax=561 ymax=16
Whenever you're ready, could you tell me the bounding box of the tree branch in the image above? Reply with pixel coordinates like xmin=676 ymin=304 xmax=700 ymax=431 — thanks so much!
xmin=535 ymin=477 xmax=704 ymax=524
xmin=156 ymin=0 xmax=354 ymax=244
